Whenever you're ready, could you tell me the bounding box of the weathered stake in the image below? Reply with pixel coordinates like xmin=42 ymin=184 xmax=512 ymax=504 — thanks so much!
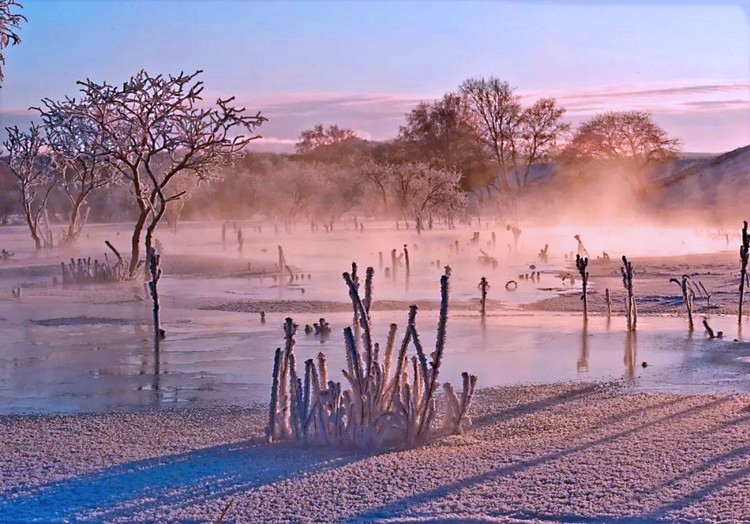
xmin=739 ymin=221 xmax=749 ymax=323
xmin=576 ymin=254 xmax=589 ymax=322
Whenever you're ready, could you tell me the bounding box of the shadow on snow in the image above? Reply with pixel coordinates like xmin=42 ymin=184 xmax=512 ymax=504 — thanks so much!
xmin=0 ymin=439 xmax=364 ymax=522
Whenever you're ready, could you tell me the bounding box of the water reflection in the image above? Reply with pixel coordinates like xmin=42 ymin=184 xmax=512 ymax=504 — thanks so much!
xmin=624 ymin=331 xmax=637 ymax=380
xmin=152 ymin=346 xmax=161 ymax=393
xmin=23 ymin=322 xmax=39 ymax=346
xmin=480 ymin=314 xmax=487 ymax=349
xmin=8 ymin=310 xmax=750 ymax=414
xmin=134 ymin=313 xmax=163 ymax=401
xmin=577 ymin=322 xmax=588 ymax=373
xmin=136 ymin=315 xmax=150 ymax=376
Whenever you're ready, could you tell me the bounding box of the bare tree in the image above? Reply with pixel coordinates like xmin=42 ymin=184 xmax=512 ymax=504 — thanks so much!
xmin=388 ymin=162 xmax=466 ymax=226
xmin=408 ymin=164 xmax=467 ymax=224
xmin=263 ymin=160 xmax=318 ymax=228
xmin=62 ymin=70 xmax=265 ymax=275
xmin=460 ymin=77 xmax=522 ymax=193
xmin=35 ymin=99 xmax=117 ymax=244
xmin=0 ymin=0 xmax=25 ymax=85
xmin=254 ymin=160 xmax=367 ymax=227
xmin=356 ymin=159 xmax=391 ymax=212
xmin=199 ymin=155 xmax=266 ymax=221
xmin=295 ymin=124 xmax=358 ymax=156
xmin=516 ymin=97 xmax=570 ymax=188
xmin=388 ymin=162 xmax=422 ymax=225
xmin=3 ymin=124 xmax=57 ymax=249
xmin=309 ymin=163 xmax=363 ymax=225
xmin=397 ymin=94 xmax=489 ymax=191
xmin=564 ymin=110 xmax=680 ymax=194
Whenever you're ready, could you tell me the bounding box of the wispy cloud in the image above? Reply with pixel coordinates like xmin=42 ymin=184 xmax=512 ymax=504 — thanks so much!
xmin=216 ymin=91 xmax=430 ymax=121
xmin=2 ymin=80 xmax=747 ymax=152
xmin=216 ymin=80 xmax=750 ymax=121
xmin=200 ymin=90 xmax=437 ymax=150
xmin=230 ymin=80 xmax=749 ymax=152
xmin=523 ymin=80 xmax=750 ymax=116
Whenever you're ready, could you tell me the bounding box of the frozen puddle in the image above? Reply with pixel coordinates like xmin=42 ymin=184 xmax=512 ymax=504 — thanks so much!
xmin=2 ymin=308 xmax=750 ymax=414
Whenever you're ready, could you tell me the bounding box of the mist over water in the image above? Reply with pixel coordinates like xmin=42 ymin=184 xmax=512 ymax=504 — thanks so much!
xmin=0 ymin=216 xmax=747 ymax=414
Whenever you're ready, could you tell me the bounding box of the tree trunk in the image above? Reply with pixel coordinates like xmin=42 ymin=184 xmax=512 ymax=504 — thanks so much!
xmin=26 ymin=214 xmax=41 ymax=249
xmin=492 ymin=150 xmax=511 ymax=193
xmin=129 ymin=208 xmax=149 ymax=277
xmin=145 ymin=199 xmax=167 ymax=261
xmin=64 ymin=194 xmax=87 ymax=245
xmin=522 ymin=163 xmax=532 ymax=188
xmin=21 ymin=190 xmax=42 ymax=250
xmin=632 ymin=168 xmax=648 ymax=197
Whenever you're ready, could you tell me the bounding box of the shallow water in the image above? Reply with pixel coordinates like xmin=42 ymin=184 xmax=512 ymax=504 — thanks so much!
xmin=3 ymin=305 xmax=750 ymax=414
xmin=0 ymin=221 xmax=744 ymax=414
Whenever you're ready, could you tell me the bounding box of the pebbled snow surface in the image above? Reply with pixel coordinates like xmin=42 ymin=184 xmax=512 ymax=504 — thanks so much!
xmin=2 ymin=382 xmax=750 ymax=523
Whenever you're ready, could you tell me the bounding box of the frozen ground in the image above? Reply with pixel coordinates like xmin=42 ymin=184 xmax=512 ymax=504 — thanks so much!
xmin=2 ymin=382 xmax=750 ymax=523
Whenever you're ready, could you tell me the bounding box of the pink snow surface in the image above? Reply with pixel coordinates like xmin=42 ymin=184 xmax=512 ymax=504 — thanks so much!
xmin=2 ymin=382 xmax=750 ymax=523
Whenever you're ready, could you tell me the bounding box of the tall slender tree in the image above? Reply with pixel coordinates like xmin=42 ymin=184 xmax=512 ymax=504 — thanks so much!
xmin=516 ymin=97 xmax=570 ymax=188
xmin=460 ymin=77 xmax=522 ymax=193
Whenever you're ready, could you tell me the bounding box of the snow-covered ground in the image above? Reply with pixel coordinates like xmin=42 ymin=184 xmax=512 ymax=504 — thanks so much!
xmin=2 ymin=382 xmax=750 ymax=522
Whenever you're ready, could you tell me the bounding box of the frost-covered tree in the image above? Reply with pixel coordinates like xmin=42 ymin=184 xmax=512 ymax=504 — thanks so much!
xmin=388 ymin=162 xmax=466 ymax=226
xmin=59 ymin=70 xmax=265 ymax=275
xmin=310 ymin=163 xmax=363 ymax=224
xmin=260 ymin=160 xmax=363 ymax=229
xmin=3 ymin=124 xmax=57 ymax=249
xmin=35 ymin=98 xmax=117 ymax=245
xmin=162 ymin=172 xmax=200 ymax=233
xmin=185 ymin=152 xmax=273 ymax=221
xmin=0 ymin=0 xmax=25 ymax=85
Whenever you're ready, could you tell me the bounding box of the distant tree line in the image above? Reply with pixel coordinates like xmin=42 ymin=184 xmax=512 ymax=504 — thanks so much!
xmin=184 ymin=155 xmax=465 ymax=232
xmin=278 ymin=76 xmax=680 ymax=203
xmin=0 ymin=68 xmax=681 ymax=256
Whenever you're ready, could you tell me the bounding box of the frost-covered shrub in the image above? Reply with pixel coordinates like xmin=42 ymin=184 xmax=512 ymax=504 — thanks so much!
xmin=60 ymin=256 xmax=127 ymax=284
xmin=267 ymin=265 xmax=477 ymax=449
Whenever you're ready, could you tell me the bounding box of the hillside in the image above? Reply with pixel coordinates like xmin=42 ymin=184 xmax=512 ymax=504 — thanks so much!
xmin=655 ymin=145 xmax=750 ymax=220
